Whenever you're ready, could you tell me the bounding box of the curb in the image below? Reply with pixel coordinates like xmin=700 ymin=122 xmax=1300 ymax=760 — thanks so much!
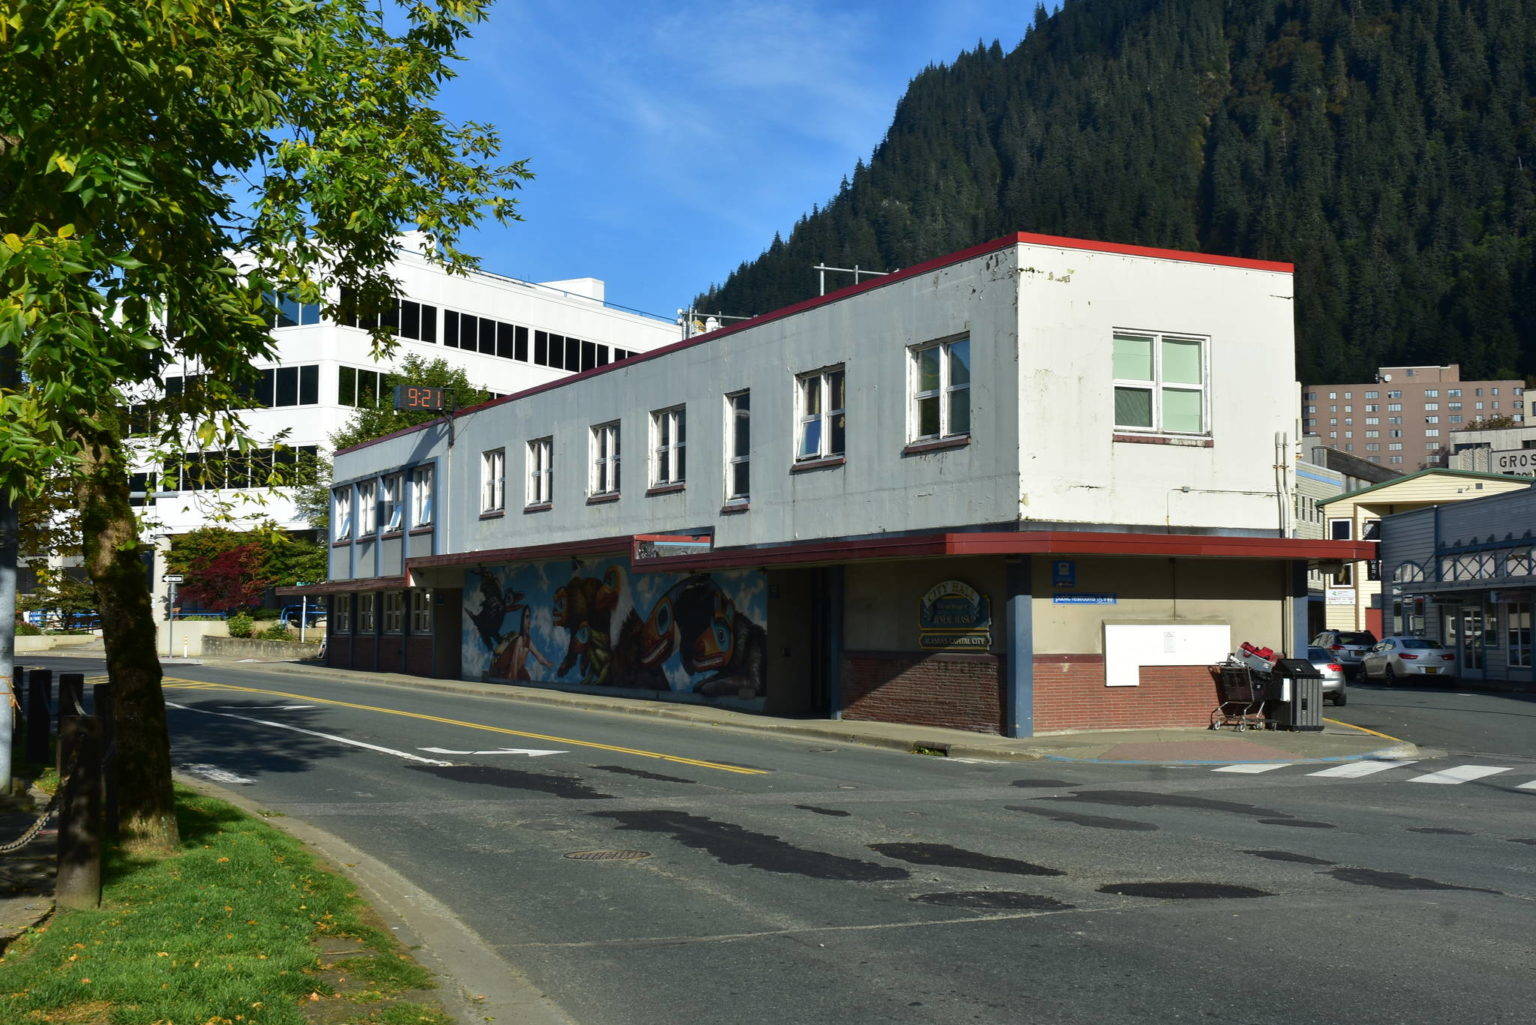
xmin=199 ymin=658 xmax=1413 ymax=767
xmin=176 ymin=774 xmax=576 ymax=1025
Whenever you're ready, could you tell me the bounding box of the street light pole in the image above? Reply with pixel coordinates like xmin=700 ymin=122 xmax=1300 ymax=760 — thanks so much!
xmin=0 ymin=344 xmax=18 ymax=791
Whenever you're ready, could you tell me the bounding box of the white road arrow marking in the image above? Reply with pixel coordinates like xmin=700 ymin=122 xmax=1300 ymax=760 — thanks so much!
xmin=167 ymin=702 xmax=452 ymax=766
xmin=177 ymin=763 xmax=256 ymax=785
xmin=419 ymin=747 xmax=567 ymax=757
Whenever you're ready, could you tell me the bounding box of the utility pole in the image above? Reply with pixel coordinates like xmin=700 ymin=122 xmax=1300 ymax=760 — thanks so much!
xmin=0 ymin=344 xmax=17 ymax=791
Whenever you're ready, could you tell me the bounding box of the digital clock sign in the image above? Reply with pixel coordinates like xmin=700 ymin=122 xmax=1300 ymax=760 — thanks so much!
xmin=393 ymin=384 xmax=447 ymax=412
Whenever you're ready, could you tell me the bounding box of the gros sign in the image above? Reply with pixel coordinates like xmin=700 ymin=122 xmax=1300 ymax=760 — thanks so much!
xmin=1491 ymin=448 xmax=1536 ymax=476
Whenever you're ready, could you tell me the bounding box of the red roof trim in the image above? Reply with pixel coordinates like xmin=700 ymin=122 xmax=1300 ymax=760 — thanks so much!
xmin=405 ymin=534 xmax=633 ymax=571
xmin=276 ymin=576 xmax=406 ymax=597
xmin=336 ymin=232 xmax=1291 ymax=457
xmin=630 ymin=531 xmax=1371 ymax=572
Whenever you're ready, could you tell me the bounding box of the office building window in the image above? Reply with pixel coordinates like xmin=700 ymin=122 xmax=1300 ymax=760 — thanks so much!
xmin=527 ymin=437 xmax=553 ymax=506
xmin=411 ymin=465 xmax=434 ymax=526
xmin=910 ymin=336 xmax=971 ymax=442
xmin=480 ymin=448 xmax=505 ymax=512
xmin=333 ymin=488 xmax=353 ymax=540
xmin=411 ymin=590 xmax=432 ymax=634
xmin=650 ymin=407 xmax=687 ymax=486
xmin=1425 ymin=403 xmax=1439 ymax=411
xmin=796 ymin=365 xmax=845 ymax=461
xmin=338 ymin=367 xmax=386 ymax=407
xmin=333 ymin=594 xmax=351 ymax=635
xmin=1387 ymin=390 xmax=1401 ymax=399
xmin=590 ymin=421 xmax=621 ymax=497
xmin=1425 ymin=389 xmax=1439 ymax=398
xmin=1112 ymin=332 xmax=1206 ymax=434
xmin=1365 ymin=391 xmax=1379 ymax=399
xmin=264 ymin=291 xmax=320 ymax=328
xmin=725 ymin=390 xmax=750 ymax=502
xmin=358 ymin=593 xmax=376 ymax=633
xmin=1425 ymin=429 xmax=1440 ymax=437
xmin=382 ymin=591 xmax=404 ymax=634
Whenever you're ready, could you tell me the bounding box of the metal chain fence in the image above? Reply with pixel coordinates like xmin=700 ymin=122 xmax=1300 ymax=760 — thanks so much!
xmin=0 ymin=787 xmax=63 ymax=855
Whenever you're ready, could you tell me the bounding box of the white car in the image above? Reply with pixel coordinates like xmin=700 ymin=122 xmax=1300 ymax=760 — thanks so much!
xmin=1361 ymin=636 xmax=1458 ymax=684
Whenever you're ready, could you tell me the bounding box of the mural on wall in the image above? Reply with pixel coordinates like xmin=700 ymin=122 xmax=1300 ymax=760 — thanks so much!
xmin=464 ymin=557 xmax=768 ymax=705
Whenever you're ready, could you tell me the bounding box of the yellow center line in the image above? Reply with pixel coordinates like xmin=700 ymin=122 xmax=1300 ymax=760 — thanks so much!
xmin=1323 ymin=716 xmax=1410 ymax=745
xmin=162 ymin=677 xmax=767 ymax=776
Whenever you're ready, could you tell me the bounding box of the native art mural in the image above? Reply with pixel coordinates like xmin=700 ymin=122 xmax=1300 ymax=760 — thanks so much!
xmin=463 ymin=558 xmax=768 ymax=706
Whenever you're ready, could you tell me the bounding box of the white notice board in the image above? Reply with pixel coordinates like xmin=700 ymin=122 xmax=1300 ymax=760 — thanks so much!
xmin=1103 ymin=623 xmax=1231 ymax=688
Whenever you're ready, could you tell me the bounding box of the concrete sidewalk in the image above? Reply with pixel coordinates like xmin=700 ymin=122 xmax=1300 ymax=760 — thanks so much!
xmin=198 ymin=657 xmax=1419 ymax=765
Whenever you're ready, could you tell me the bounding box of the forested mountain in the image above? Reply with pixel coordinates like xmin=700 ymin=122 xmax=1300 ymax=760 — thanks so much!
xmin=694 ymin=0 xmax=1536 ymax=383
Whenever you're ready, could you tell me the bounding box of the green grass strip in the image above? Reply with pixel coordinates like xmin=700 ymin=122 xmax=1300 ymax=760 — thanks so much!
xmin=0 ymin=788 xmax=394 ymax=1025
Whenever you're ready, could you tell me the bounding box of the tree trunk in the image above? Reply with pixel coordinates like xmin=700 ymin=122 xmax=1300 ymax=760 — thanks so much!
xmin=75 ymin=429 xmax=178 ymax=854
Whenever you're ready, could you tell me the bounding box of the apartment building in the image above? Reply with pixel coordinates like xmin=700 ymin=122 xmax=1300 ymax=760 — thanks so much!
xmin=1300 ymin=365 xmax=1525 ymax=470
xmin=284 ymin=232 xmax=1366 ymax=737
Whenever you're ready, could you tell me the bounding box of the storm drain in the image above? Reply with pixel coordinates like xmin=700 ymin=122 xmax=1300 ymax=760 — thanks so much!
xmin=564 ymin=849 xmax=653 ymax=862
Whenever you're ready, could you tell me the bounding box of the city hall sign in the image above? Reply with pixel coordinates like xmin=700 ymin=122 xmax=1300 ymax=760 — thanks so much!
xmin=919 ymin=579 xmax=993 ymax=650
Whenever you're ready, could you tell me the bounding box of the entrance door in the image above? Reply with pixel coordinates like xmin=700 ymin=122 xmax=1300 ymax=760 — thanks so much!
xmin=432 ymin=588 xmax=463 ymax=679
xmin=1457 ymin=603 xmax=1486 ymax=681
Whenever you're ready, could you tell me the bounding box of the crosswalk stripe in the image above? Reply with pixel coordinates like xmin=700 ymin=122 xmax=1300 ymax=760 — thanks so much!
xmin=1308 ymin=759 xmax=1417 ymax=778
xmin=1517 ymin=779 xmax=1536 ymax=791
xmin=1213 ymin=763 xmax=1291 ymax=773
xmin=1406 ymin=764 xmax=1510 ymax=785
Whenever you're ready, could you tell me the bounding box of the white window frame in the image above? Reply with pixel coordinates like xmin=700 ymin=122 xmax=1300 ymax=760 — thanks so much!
xmin=333 ymin=594 xmax=351 ymax=635
xmin=1112 ymin=331 xmax=1209 ymax=436
xmin=589 ymin=421 xmax=621 ymax=497
xmin=908 ymin=336 xmax=971 ymax=443
xmin=381 ymin=473 xmax=403 ymax=532
xmin=382 ymin=590 xmax=404 ymax=634
xmin=795 ymin=365 xmax=845 ymax=462
xmin=480 ymin=448 xmax=505 ymax=513
xmin=358 ymin=592 xmax=376 ymax=633
xmin=356 ymin=480 xmax=377 ymax=535
xmin=650 ymin=406 xmax=686 ymax=486
xmin=724 ymin=390 xmax=750 ymax=503
xmin=411 ymin=465 xmax=434 ymax=527
xmin=527 ymin=436 xmax=553 ymax=506
xmin=333 ymin=487 xmax=353 ymax=540
xmin=410 ymin=589 xmax=432 ymax=634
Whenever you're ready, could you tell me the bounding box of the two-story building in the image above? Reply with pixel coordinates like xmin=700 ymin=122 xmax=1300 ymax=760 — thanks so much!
xmin=285 ymin=232 xmax=1368 ymax=737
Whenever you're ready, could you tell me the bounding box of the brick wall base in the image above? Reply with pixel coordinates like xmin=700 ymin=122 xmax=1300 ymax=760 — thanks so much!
xmin=1033 ymin=655 xmax=1219 ymax=732
xmin=841 ymin=650 xmax=1003 ymax=734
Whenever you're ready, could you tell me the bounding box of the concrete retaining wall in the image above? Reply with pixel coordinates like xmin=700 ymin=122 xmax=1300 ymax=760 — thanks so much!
xmin=203 ymin=635 xmax=322 ymax=661
xmin=14 ymin=634 xmax=99 ymax=653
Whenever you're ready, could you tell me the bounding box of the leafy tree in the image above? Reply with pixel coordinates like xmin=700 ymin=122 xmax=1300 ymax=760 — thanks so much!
xmin=1 ymin=0 xmax=528 ymax=852
xmin=178 ymin=545 xmax=265 ymax=614
xmin=167 ymin=525 xmax=326 ymax=597
xmin=1460 ymin=415 xmax=1518 ymax=431
xmin=18 ymin=568 xmax=98 ymax=629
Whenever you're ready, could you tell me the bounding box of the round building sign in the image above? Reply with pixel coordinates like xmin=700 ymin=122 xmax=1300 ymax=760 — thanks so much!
xmin=919 ymin=580 xmax=992 ymax=650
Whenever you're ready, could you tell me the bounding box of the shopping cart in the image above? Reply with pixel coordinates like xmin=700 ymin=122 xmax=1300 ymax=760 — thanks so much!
xmin=1210 ymin=662 xmax=1266 ymax=731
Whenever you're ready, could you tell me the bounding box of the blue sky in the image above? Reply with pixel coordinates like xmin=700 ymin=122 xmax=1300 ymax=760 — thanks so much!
xmin=442 ymin=0 xmax=1034 ymax=320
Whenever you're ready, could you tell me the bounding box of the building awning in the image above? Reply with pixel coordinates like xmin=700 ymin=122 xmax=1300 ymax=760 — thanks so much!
xmin=284 ymin=531 xmax=1373 ymax=592
xmin=627 ymin=531 xmax=1376 ymax=572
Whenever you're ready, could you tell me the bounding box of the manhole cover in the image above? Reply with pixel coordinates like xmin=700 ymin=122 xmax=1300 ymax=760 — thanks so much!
xmin=564 ymin=849 xmax=652 ymax=862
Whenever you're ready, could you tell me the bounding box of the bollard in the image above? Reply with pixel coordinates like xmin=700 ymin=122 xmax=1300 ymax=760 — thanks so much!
xmin=58 ymin=672 xmax=86 ymax=729
xmin=56 ymin=716 xmax=103 ymax=910
xmin=25 ymin=669 xmax=51 ymax=766
xmin=92 ymin=683 xmax=118 ymax=838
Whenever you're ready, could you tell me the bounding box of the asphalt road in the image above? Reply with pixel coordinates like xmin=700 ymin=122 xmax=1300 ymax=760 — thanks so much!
xmin=23 ymin=656 xmax=1536 ymax=1025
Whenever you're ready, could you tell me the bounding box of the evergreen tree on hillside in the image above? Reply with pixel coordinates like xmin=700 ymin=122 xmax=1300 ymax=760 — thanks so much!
xmin=695 ymin=0 xmax=1536 ymax=382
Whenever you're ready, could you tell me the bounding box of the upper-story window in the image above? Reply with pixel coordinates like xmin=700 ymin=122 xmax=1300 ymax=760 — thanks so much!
xmin=357 ymin=479 xmax=377 ymax=535
xmin=411 ymin=465 xmax=434 ymax=526
xmin=1329 ymin=518 xmax=1352 ymax=541
xmin=381 ymin=474 xmax=403 ymax=532
xmin=590 ymin=422 xmax=621 ymax=497
xmin=1425 ymin=389 xmax=1439 ymax=398
xmin=527 ymin=437 xmax=553 ymax=507
xmin=480 ymin=448 xmax=505 ymax=513
xmin=796 ymin=365 xmax=845 ymax=461
xmin=1365 ymin=391 xmax=1379 ymax=399
xmin=1387 ymin=390 xmax=1402 ymax=399
xmin=265 ymin=291 xmax=320 ymax=328
xmin=725 ymin=391 xmax=750 ymax=503
xmin=343 ymin=291 xmax=439 ymax=344
xmin=1113 ymin=332 xmax=1207 ymax=435
xmin=910 ymin=336 xmax=971 ymax=442
xmin=339 ymin=367 xmax=386 ymax=407
xmin=1449 ymin=388 xmax=1462 ymax=397
xmin=333 ymin=488 xmax=353 ymax=540
xmin=651 ymin=407 xmax=686 ymax=486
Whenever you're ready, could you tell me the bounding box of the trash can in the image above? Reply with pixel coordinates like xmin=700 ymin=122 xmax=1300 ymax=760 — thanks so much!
xmin=1268 ymin=658 xmax=1324 ymax=732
